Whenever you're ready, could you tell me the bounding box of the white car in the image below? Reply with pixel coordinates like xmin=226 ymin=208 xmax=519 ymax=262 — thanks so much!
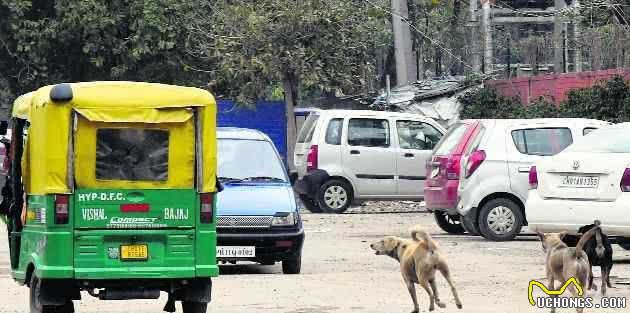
xmin=293 ymin=110 xmax=446 ymax=213
xmin=526 ymin=122 xmax=630 ymax=249
xmin=456 ymin=118 xmax=609 ymax=241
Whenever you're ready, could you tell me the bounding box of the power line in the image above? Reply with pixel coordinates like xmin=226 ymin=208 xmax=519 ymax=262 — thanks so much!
xmin=361 ymin=0 xmax=485 ymax=75
xmin=607 ymin=0 xmax=630 ymax=32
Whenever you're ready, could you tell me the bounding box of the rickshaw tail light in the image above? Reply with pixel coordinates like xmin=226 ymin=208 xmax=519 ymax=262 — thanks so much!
xmin=121 ymin=203 xmax=150 ymax=212
xmin=55 ymin=194 xmax=69 ymax=224
xmin=200 ymin=193 xmax=214 ymax=223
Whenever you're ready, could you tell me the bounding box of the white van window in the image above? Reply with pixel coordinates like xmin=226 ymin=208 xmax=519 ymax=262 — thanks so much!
xmin=347 ymin=119 xmax=390 ymax=147
xmin=295 ymin=116 xmax=307 ymax=137
xmin=511 ymin=128 xmax=573 ymax=156
xmin=325 ymin=118 xmax=343 ymax=145
xmin=396 ymin=120 xmax=442 ymax=150
xmin=296 ymin=114 xmax=319 ymax=143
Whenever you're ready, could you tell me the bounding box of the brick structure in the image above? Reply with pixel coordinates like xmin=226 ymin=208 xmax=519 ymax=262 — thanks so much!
xmin=486 ymin=68 xmax=630 ymax=105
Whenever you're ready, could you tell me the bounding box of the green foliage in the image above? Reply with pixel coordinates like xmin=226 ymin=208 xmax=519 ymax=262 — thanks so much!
xmin=561 ymin=76 xmax=630 ymax=123
xmin=458 ymin=88 xmax=524 ymax=119
xmin=0 ymin=0 xmax=210 ymax=105
xmin=188 ymin=0 xmax=391 ymax=104
xmin=460 ymin=76 xmax=630 ymax=122
xmin=521 ymin=97 xmax=559 ymax=119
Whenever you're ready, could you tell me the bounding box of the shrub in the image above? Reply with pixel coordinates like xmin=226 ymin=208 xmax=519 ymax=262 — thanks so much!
xmin=459 ymin=75 xmax=630 ymax=122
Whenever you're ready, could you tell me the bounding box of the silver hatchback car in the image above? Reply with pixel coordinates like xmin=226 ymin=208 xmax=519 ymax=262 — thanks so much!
xmin=456 ymin=118 xmax=609 ymax=241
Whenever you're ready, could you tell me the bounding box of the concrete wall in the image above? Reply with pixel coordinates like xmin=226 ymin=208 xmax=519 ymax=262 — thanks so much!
xmin=217 ymin=100 xmax=287 ymax=163
xmin=487 ymin=68 xmax=630 ymax=105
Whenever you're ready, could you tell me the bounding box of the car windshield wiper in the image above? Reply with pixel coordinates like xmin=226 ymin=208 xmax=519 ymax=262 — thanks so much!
xmin=218 ymin=176 xmax=245 ymax=183
xmin=242 ymin=176 xmax=286 ymax=182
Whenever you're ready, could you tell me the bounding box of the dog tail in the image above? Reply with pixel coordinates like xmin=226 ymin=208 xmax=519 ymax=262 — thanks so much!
xmin=410 ymin=226 xmax=437 ymax=250
xmin=594 ymin=220 xmax=605 ymax=258
xmin=576 ymin=224 xmax=599 ymax=258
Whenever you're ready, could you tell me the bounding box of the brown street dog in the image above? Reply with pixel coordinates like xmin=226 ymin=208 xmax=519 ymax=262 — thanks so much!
xmin=370 ymin=226 xmax=463 ymax=313
xmin=537 ymin=226 xmax=600 ymax=313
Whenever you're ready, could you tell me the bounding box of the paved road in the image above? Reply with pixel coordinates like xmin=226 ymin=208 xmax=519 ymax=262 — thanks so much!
xmin=1 ymin=211 xmax=629 ymax=313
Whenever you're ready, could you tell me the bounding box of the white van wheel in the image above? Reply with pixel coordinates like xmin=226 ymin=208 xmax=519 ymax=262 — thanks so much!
xmin=298 ymin=195 xmax=323 ymax=213
xmin=317 ymin=179 xmax=353 ymax=214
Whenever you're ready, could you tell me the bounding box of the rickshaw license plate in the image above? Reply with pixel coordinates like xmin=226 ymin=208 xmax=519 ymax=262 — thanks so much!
xmin=120 ymin=244 xmax=148 ymax=260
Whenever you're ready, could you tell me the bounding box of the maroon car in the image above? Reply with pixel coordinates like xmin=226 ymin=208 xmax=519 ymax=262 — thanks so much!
xmin=424 ymin=120 xmax=481 ymax=234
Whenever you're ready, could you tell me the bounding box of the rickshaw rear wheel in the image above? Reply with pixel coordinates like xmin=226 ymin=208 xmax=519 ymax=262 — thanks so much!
xmin=29 ymin=275 xmax=74 ymax=313
xmin=182 ymin=301 xmax=207 ymax=313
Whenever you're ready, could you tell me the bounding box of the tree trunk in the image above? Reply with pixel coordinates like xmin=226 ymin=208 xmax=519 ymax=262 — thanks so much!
xmin=592 ymin=34 xmax=602 ymax=71
xmin=283 ymin=77 xmax=298 ymax=172
xmin=450 ymin=0 xmax=462 ymax=75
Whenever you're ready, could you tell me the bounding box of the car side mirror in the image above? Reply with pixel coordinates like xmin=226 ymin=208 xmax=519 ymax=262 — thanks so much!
xmin=215 ymin=177 xmax=224 ymax=193
xmin=0 ymin=121 xmax=7 ymax=136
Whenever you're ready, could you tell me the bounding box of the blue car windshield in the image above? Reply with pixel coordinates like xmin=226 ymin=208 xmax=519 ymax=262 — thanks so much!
xmin=218 ymin=139 xmax=287 ymax=182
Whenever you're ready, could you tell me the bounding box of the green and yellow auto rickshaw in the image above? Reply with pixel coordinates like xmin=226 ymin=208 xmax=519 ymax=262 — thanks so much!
xmin=0 ymin=82 xmax=219 ymax=313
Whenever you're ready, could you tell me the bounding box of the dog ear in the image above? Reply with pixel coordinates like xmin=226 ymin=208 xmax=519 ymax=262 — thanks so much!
xmin=536 ymin=231 xmax=545 ymax=240
xmin=558 ymin=231 xmax=568 ymax=239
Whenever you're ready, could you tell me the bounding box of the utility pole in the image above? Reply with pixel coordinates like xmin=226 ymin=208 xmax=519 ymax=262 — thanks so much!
xmin=562 ymin=31 xmax=569 ymax=73
xmin=482 ymin=0 xmax=493 ymax=74
xmin=469 ymin=0 xmax=482 ymax=73
xmin=507 ymin=35 xmax=512 ymax=78
xmin=386 ymin=75 xmax=391 ymax=108
xmin=573 ymin=0 xmax=582 ymax=72
xmin=391 ymin=0 xmax=417 ymax=86
xmin=416 ymin=39 xmax=424 ymax=80
xmin=553 ymin=0 xmax=567 ymax=73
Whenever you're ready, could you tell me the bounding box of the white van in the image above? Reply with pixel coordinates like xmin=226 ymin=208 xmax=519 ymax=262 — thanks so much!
xmin=293 ymin=110 xmax=446 ymax=213
xmin=456 ymin=118 xmax=609 ymax=241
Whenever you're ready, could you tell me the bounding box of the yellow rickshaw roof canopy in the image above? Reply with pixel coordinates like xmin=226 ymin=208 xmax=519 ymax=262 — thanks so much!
xmin=12 ymin=81 xmax=215 ymax=120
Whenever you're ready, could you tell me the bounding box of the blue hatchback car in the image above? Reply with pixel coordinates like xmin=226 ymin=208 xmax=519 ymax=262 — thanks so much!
xmin=216 ymin=128 xmax=304 ymax=274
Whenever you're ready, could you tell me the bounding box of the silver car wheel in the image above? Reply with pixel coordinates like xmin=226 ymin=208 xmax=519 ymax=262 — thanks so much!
xmin=486 ymin=206 xmax=515 ymax=235
xmin=323 ymin=185 xmax=348 ymax=209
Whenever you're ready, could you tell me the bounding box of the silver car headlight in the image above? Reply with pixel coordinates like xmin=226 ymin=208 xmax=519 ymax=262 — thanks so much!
xmin=272 ymin=212 xmax=297 ymax=226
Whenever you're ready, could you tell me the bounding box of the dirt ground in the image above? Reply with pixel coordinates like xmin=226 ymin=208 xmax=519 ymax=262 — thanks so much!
xmin=1 ymin=207 xmax=629 ymax=313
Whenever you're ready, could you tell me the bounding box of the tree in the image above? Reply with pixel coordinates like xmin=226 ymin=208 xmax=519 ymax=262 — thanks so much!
xmin=0 ymin=0 xmax=210 ymax=117
xmin=189 ymin=0 xmax=391 ymax=169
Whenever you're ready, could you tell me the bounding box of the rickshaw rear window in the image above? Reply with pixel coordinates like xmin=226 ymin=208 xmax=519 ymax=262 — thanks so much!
xmin=96 ymin=128 xmax=169 ymax=181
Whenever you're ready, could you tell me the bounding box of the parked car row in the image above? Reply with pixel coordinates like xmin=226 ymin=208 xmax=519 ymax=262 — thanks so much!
xmin=292 ymin=109 xmax=629 ymax=247
xmin=433 ymin=118 xmax=608 ymax=241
